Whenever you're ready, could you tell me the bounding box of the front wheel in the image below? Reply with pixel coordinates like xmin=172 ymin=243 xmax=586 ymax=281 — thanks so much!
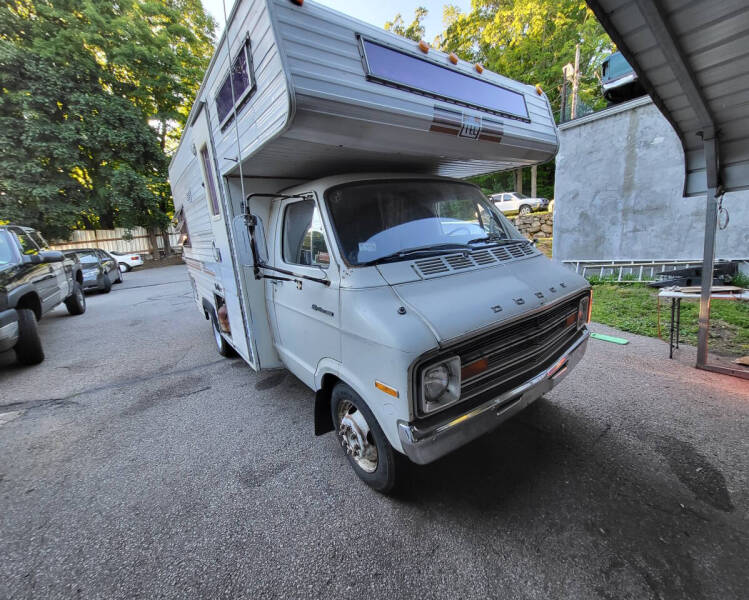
xmin=101 ymin=275 xmax=112 ymax=294
xmin=64 ymin=282 xmax=86 ymax=315
xmin=15 ymin=309 xmax=44 ymax=365
xmin=331 ymin=382 xmax=400 ymax=494
xmin=114 ymin=268 xmax=123 ymax=284
xmin=519 ymin=204 xmax=532 ymax=215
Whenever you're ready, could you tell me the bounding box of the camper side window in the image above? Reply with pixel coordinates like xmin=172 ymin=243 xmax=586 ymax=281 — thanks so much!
xmin=200 ymin=145 xmax=220 ymax=216
xmin=215 ymin=38 xmax=256 ymax=128
xmin=282 ymin=199 xmax=330 ymax=269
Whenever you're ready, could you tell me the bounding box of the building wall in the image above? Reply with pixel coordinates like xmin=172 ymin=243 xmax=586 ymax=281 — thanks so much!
xmin=553 ymin=97 xmax=749 ymax=261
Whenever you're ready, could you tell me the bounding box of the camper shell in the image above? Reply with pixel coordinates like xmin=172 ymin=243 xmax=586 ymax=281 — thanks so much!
xmin=169 ymin=0 xmax=590 ymax=492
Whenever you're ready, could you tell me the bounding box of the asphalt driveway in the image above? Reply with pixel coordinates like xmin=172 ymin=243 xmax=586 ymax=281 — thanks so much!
xmin=1 ymin=265 xmax=747 ymax=599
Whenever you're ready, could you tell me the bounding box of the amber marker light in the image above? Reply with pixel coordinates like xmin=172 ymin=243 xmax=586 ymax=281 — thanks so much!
xmin=588 ymin=290 xmax=594 ymax=323
xmin=449 ymin=52 xmax=459 ymax=65
xmin=418 ymin=40 xmax=430 ymax=53
xmin=461 ymin=357 xmax=488 ymax=380
xmin=536 ymin=84 xmax=543 ymax=95
xmin=475 ymin=63 xmax=484 ymax=74
xmin=375 ymin=380 xmax=399 ymax=398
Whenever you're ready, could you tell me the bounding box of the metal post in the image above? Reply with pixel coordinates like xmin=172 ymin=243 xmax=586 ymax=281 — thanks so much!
xmin=531 ymin=165 xmax=537 ymax=199
xmin=696 ymin=136 xmax=719 ymax=368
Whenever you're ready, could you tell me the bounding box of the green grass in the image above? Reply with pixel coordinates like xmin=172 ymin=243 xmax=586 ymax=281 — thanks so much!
xmin=591 ymin=283 xmax=749 ymax=357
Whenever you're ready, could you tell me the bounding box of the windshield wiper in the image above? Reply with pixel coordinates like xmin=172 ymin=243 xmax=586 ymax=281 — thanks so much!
xmin=361 ymin=243 xmax=470 ymax=266
xmin=466 ymin=233 xmax=512 ymax=246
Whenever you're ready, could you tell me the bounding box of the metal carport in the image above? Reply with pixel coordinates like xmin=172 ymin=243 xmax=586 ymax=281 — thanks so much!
xmin=585 ymin=0 xmax=749 ymax=378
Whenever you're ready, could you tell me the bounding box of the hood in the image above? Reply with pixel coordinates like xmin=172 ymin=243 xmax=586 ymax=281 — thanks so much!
xmin=385 ymin=254 xmax=588 ymax=343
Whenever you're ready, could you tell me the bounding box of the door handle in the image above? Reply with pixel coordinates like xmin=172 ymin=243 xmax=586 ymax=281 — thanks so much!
xmin=311 ymin=304 xmax=334 ymax=317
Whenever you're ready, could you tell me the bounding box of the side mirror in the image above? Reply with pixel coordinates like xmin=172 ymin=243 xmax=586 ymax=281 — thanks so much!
xmin=40 ymin=250 xmax=65 ymax=263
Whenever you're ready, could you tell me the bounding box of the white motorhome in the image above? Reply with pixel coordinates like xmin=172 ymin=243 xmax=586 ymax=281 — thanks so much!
xmin=169 ymin=0 xmax=591 ymax=492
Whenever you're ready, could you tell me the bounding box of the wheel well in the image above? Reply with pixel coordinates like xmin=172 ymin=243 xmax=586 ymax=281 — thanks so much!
xmin=314 ymin=373 xmax=340 ymax=436
xmin=16 ymin=292 xmax=42 ymax=320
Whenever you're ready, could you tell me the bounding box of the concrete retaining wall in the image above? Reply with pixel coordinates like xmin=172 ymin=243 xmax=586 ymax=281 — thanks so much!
xmin=553 ymin=97 xmax=749 ymax=261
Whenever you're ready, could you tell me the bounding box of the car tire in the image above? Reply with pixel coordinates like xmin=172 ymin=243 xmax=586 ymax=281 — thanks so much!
xmin=330 ymin=382 xmax=400 ymax=494
xmin=101 ymin=275 xmax=112 ymax=294
xmin=519 ymin=204 xmax=532 ymax=215
xmin=114 ymin=268 xmax=123 ymax=284
xmin=64 ymin=282 xmax=86 ymax=315
xmin=15 ymin=309 xmax=44 ymax=365
xmin=119 ymin=263 xmax=130 ymax=272
xmin=212 ymin=316 xmax=236 ymax=357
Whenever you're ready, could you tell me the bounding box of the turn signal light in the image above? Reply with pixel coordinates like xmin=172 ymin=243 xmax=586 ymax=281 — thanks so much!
xmin=461 ymin=357 xmax=488 ymax=380
xmin=536 ymin=84 xmax=543 ymax=95
xmin=418 ymin=40 xmax=429 ymax=53
xmin=588 ymin=290 xmax=593 ymax=323
xmin=449 ymin=52 xmax=458 ymax=65
xmin=375 ymin=380 xmax=399 ymax=398
xmin=475 ymin=63 xmax=484 ymax=74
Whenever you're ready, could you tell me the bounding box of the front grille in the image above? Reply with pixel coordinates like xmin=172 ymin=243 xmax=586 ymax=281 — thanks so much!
xmin=456 ymin=294 xmax=586 ymax=404
xmin=412 ymin=292 xmax=588 ymax=422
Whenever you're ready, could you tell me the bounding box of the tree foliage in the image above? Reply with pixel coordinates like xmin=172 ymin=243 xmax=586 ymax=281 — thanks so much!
xmin=384 ymin=7 xmax=428 ymax=42
xmin=0 ymin=0 xmax=215 ymax=240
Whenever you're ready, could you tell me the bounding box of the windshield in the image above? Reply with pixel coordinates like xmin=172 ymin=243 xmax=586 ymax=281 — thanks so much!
xmin=325 ymin=180 xmax=523 ymax=266
xmin=0 ymin=231 xmax=16 ymax=265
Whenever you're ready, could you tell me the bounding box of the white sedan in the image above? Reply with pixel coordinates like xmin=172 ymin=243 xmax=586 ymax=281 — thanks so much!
xmin=111 ymin=251 xmax=144 ymax=272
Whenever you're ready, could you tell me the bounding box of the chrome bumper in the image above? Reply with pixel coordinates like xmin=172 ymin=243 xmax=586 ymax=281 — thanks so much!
xmin=397 ymin=329 xmax=590 ymax=465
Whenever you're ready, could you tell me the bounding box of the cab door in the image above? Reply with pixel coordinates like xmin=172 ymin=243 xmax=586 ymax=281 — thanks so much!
xmin=269 ymin=195 xmax=340 ymax=388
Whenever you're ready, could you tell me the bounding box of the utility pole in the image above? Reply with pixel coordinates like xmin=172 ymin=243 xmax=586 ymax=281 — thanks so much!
xmin=560 ymin=76 xmax=568 ymax=122
xmin=571 ymin=43 xmax=581 ymax=120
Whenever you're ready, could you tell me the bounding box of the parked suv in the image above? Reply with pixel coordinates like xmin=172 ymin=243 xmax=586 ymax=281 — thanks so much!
xmin=0 ymin=226 xmax=86 ymax=365
xmin=491 ymin=192 xmax=549 ymax=215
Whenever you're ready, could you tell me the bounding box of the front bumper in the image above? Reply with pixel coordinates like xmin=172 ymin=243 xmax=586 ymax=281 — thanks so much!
xmin=0 ymin=308 xmax=20 ymax=352
xmin=398 ymin=329 xmax=589 ymax=465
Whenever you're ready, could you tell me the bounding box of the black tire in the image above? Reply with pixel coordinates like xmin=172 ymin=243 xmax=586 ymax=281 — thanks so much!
xmin=119 ymin=263 xmax=130 ymax=272
xmin=519 ymin=204 xmax=532 ymax=215
xmin=64 ymin=282 xmax=86 ymax=315
xmin=114 ymin=268 xmax=123 ymax=284
xmin=101 ymin=275 xmax=112 ymax=294
xmin=212 ymin=315 xmax=235 ymax=357
xmin=331 ymin=382 xmax=399 ymax=494
xmin=15 ymin=309 xmax=44 ymax=365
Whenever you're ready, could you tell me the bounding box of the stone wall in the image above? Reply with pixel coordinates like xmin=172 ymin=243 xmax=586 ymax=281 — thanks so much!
xmin=508 ymin=212 xmax=554 ymax=240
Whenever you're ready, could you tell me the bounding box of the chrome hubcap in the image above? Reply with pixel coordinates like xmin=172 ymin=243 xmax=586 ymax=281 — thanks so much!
xmin=337 ymin=400 xmax=378 ymax=473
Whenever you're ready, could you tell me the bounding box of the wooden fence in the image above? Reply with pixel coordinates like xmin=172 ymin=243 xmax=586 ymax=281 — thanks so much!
xmin=50 ymin=227 xmax=181 ymax=257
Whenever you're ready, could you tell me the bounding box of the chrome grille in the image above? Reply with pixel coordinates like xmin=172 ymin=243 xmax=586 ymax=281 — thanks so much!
xmin=455 ymin=294 xmax=586 ymax=403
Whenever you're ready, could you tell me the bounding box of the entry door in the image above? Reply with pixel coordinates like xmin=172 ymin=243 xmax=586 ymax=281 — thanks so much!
xmin=270 ymin=195 xmax=340 ymax=388
xmin=190 ymin=107 xmax=252 ymax=363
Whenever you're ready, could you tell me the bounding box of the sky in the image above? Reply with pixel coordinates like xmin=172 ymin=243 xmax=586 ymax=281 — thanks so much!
xmin=201 ymin=0 xmax=472 ymax=41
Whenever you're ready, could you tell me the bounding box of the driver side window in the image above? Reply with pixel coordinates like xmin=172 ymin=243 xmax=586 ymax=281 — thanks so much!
xmin=282 ymin=199 xmax=330 ymax=268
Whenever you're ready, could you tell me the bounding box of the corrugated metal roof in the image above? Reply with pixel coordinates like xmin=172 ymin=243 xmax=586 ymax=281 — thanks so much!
xmin=587 ymin=0 xmax=749 ymax=196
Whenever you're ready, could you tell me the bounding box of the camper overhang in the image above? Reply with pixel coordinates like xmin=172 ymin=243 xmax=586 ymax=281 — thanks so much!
xmin=586 ymin=0 xmax=749 ymax=378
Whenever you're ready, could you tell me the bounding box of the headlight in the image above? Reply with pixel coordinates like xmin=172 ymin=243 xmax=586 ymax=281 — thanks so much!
xmin=577 ymin=295 xmax=591 ymax=329
xmin=419 ymin=356 xmax=461 ymax=415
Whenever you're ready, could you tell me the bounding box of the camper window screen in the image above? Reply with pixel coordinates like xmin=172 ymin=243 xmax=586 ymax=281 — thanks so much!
xmin=216 ymin=39 xmax=255 ymax=127
xmin=361 ymin=39 xmax=529 ymax=121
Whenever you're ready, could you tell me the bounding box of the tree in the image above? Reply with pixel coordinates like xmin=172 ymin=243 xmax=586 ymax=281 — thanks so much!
xmin=0 ymin=0 xmax=215 ymax=250
xmin=385 ymin=7 xmax=428 ymax=42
